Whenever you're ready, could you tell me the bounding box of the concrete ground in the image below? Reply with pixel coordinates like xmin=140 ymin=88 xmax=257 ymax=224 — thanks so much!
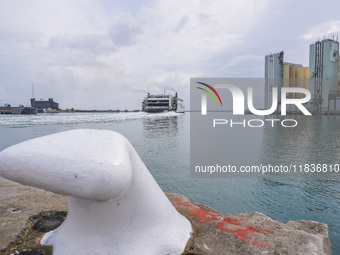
xmin=0 ymin=179 xmax=67 ymax=251
xmin=0 ymin=179 xmax=332 ymax=255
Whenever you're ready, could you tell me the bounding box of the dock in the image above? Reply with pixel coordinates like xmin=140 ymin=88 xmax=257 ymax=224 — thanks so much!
xmin=0 ymin=107 xmax=37 ymax=115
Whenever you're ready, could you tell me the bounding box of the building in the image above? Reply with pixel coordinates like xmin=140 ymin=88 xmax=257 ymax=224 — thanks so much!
xmin=0 ymin=106 xmax=37 ymax=115
xmin=264 ymin=52 xmax=284 ymax=109
xmin=308 ymin=39 xmax=340 ymax=112
xmin=30 ymin=98 xmax=59 ymax=112
xmin=265 ymin=51 xmax=309 ymax=110
xmin=283 ymin=62 xmax=309 ymax=99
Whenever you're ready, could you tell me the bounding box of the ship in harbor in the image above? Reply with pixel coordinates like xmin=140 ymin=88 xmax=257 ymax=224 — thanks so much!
xmin=142 ymin=92 xmax=185 ymax=113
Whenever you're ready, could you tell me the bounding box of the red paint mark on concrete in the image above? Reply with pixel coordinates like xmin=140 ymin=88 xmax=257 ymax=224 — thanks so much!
xmin=188 ymin=208 xmax=219 ymax=218
xmin=173 ymin=201 xmax=273 ymax=249
xmin=172 ymin=200 xmax=193 ymax=207
xmin=217 ymin=222 xmax=272 ymax=248
xmin=198 ymin=216 xmax=240 ymax=225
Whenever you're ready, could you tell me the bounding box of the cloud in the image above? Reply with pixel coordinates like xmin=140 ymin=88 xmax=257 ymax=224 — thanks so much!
xmin=47 ymin=33 xmax=115 ymax=56
xmin=109 ymin=12 xmax=143 ymax=46
xmin=0 ymin=86 xmax=10 ymax=106
xmin=302 ymin=20 xmax=340 ymax=41
xmin=220 ymin=55 xmax=264 ymax=77
xmin=0 ymin=0 xmax=273 ymax=109
xmin=174 ymin=16 xmax=189 ymax=33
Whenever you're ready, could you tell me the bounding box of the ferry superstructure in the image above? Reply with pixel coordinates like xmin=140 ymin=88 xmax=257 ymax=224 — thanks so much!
xmin=142 ymin=93 xmax=185 ymax=113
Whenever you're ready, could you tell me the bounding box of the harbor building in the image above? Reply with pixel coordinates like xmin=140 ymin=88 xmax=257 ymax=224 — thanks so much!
xmin=265 ymin=51 xmax=309 ymax=111
xmin=0 ymin=106 xmax=37 ymax=115
xmin=30 ymin=98 xmax=59 ymax=112
xmin=308 ymin=38 xmax=340 ymax=112
xmin=264 ymin=52 xmax=284 ymax=109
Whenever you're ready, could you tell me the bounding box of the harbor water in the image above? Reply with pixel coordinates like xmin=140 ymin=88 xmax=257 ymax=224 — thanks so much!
xmin=0 ymin=112 xmax=339 ymax=253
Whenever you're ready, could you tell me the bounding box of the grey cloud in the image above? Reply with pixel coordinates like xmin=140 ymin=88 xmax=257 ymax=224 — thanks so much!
xmin=47 ymin=33 xmax=115 ymax=55
xmin=0 ymin=29 xmax=42 ymax=44
xmin=174 ymin=16 xmax=189 ymax=33
xmin=198 ymin=13 xmax=211 ymax=21
xmin=109 ymin=13 xmax=142 ymax=46
xmin=122 ymin=86 xmax=149 ymax=94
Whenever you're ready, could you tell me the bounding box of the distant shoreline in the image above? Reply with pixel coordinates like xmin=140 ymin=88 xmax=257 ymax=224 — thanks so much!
xmin=63 ymin=109 xmax=140 ymax=113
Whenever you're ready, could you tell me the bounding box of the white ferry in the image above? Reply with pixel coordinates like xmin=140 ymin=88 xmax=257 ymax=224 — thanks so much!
xmin=142 ymin=92 xmax=185 ymax=113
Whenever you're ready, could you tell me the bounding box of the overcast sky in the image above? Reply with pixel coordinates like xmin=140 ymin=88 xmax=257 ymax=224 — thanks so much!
xmin=1 ymin=0 xmax=340 ymax=110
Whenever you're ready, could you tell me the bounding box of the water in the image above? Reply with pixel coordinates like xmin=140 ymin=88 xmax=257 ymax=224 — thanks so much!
xmin=0 ymin=112 xmax=339 ymax=253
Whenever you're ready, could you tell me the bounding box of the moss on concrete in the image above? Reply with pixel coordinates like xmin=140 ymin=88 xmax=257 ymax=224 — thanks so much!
xmin=1 ymin=211 xmax=66 ymax=255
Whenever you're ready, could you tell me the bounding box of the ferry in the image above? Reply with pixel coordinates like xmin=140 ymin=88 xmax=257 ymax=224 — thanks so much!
xmin=142 ymin=92 xmax=185 ymax=113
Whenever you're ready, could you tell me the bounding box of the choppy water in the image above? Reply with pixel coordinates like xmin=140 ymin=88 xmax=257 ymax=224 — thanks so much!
xmin=0 ymin=112 xmax=339 ymax=253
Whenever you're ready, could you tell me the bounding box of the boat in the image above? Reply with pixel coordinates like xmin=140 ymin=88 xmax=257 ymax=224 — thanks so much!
xmin=142 ymin=92 xmax=185 ymax=113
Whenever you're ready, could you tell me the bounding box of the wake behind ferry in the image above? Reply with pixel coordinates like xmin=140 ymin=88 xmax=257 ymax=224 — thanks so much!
xmin=142 ymin=92 xmax=185 ymax=113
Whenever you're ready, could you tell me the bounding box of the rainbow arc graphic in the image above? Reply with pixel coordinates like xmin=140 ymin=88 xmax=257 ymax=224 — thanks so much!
xmin=196 ymin=82 xmax=222 ymax=106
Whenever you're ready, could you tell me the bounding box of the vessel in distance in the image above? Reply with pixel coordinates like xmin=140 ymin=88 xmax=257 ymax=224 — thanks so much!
xmin=142 ymin=92 xmax=185 ymax=113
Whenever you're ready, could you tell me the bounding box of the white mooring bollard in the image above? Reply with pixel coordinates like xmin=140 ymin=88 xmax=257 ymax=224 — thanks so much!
xmin=0 ymin=129 xmax=192 ymax=255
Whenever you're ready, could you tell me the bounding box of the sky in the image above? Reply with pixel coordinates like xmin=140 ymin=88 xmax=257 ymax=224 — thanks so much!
xmin=1 ymin=0 xmax=340 ymax=110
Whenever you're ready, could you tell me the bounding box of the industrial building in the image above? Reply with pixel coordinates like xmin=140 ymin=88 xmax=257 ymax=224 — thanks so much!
xmin=265 ymin=38 xmax=340 ymax=113
xmin=308 ymin=38 xmax=340 ymax=112
xmin=264 ymin=51 xmax=309 ymax=111
xmin=30 ymin=98 xmax=59 ymax=112
xmin=264 ymin=52 xmax=284 ymax=109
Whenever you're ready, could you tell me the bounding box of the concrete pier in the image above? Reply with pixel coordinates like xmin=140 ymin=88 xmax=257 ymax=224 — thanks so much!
xmin=0 ymin=179 xmax=67 ymax=251
xmin=0 ymin=107 xmax=37 ymax=115
xmin=0 ymin=179 xmax=332 ymax=255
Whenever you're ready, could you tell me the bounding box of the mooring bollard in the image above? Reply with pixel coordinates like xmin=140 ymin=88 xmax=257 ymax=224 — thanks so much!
xmin=0 ymin=129 xmax=192 ymax=255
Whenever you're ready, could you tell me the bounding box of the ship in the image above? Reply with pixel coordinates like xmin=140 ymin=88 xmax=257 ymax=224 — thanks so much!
xmin=142 ymin=92 xmax=185 ymax=113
